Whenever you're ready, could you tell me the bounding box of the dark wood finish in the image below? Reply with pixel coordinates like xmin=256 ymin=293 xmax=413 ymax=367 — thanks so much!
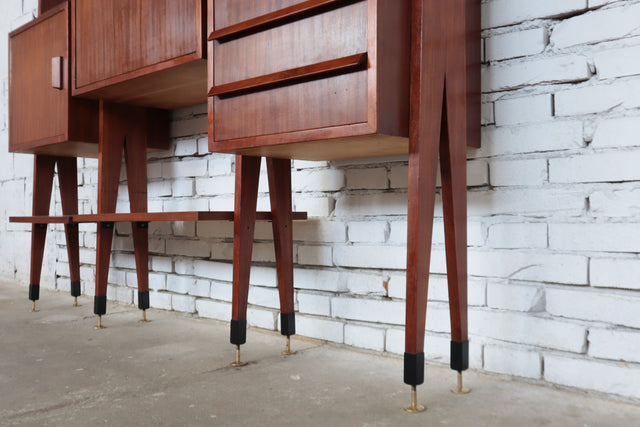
xmin=209 ymin=0 xmax=411 ymax=157
xmin=72 ymin=211 xmax=307 ymax=223
xmin=404 ymin=0 xmax=479 ymax=360
xmin=210 ymin=53 xmax=367 ymax=97
xmin=231 ymin=155 xmax=261 ymax=321
xmin=72 ymin=0 xmax=207 ymax=109
xmin=10 ymin=216 xmax=73 ymax=224
xmin=29 ymin=156 xmax=57 ymax=290
xmin=39 ymin=0 xmax=67 ymax=16
xmin=267 ymin=158 xmax=295 ymax=317
xmin=8 ymin=2 xmax=99 ymax=156
xmin=210 ymin=0 xmax=351 ymax=40
xmin=57 ymin=156 xmax=81 ymax=286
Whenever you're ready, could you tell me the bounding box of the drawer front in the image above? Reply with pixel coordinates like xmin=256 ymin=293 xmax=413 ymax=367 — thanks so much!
xmin=9 ymin=7 xmax=68 ymax=150
xmin=215 ymin=1 xmax=367 ymax=85
xmin=211 ymin=0 xmax=373 ymax=142
xmin=74 ymin=0 xmax=202 ymax=91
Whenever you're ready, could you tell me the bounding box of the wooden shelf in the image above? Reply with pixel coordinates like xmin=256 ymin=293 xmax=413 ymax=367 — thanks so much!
xmin=73 ymin=211 xmax=307 ymax=223
xmin=9 ymin=215 xmax=73 ymax=224
xmin=209 ymin=53 xmax=367 ymax=98
xmin=210 ymin=0 xmax=349 ymax=41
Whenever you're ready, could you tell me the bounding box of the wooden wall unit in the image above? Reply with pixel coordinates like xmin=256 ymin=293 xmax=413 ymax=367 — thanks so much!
xmin=71 ymin=0 xmax=207 ymax=109
xmin=8 ymin=2 xmax=99 ymax=157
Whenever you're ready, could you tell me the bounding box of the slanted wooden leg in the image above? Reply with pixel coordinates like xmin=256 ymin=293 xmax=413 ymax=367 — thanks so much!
xmin=123 ymin=117 xmax=150 ymax=321
xmin=230 ymin=155 xmax=261 ymax=365
xmin=57 ymin=156 xmax=81 ymax=306
xmin=29 ymin=155 xmax=57 ymax=311
xmin=266 ymin=158 xmax=296 ymax=355
xmin=94 ymin=101 xmax=125 ymax=326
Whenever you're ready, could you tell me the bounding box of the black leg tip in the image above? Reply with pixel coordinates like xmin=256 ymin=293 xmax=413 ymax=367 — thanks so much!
xmin=280 ymin=312 xmax=296 ymax=336
xmin=70 ymin=281 xmax=81 ymax=297
xmin=138 ymin=291 xmax=150 ymax=310
xmin=29 ymin=284 xmax=40 ymax=301
xmin=404 ymin=352 xmax=425 ymax=386
xmin=450 ymin=340 xmax=469 ymax=372
xmin=230 ymin=319 xmax=247 ymax=345
xmin=94 ymin=296 xmax=107 ymax=316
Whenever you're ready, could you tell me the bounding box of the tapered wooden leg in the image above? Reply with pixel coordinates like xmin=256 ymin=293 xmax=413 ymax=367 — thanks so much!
xmin=94 ymin=102 xmax=125 ymax=324
xmin=266 ymin=158 xmax=296 ymax=354
xmin=29 ymin=155 xmax=56 ymax=310
xmin=230 ymin=155 xmax=261 ymax=363
xmin=123 ymin=121 xmax=150 ymax=319
xmin=57 ymin=156 xmax=81 ymax=305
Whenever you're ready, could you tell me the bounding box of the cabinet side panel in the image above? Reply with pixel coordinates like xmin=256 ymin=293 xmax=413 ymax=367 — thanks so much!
xmin=74 ymin=0 xmax=199 ymax=89
xmin=9 ymin=10 xmax=68 ymax=151
xmin=376 ymin=0 xmax=410 ymax=138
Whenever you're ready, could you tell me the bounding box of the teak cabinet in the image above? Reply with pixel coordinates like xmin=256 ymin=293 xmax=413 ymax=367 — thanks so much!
xmin=9 ymin=2 xmax=99 ymax=157
xmin=71 ymin=0 xmax=207 ymax=109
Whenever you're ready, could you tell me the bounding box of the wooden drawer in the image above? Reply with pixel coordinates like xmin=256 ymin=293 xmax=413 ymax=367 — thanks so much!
xmin=72 ymin=0 xmax=207 ymax=109
xmin=9 ymin=2 xmax=99 ymax=157
xmin=208 ymin=0 xmax=411 ymax=160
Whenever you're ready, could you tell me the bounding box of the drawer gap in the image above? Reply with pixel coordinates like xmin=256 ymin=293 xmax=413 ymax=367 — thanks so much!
xmin=210 ymin=52 xmax=367 ymax=98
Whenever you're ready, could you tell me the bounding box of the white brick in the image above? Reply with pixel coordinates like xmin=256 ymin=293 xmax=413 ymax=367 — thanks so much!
xmin=333 ymin=245 xmax=406 ymax=269
xmin=172 ymin=179 xmax=194 ymax=197
xmin=495 ymin=94 xmax=552 ymax=126
xmin=545 ymin=354 xmax=640 ymax=399
xmin=149 ymin=273 xmax=166 ymax=291
xmin=174 ymin=138 xmax=198 ymax=156
xmin=479 ymin=121 xmax=585 ymax=157
xmin=247 ymin=286 xmax=280 ymax=309
xmin=166 ymin=276 xmax=194 ymax=294
xmin=148 ymin=181 xmax=172 ymax=198
xmin=546 ymin=288 xmax=640 ymax=328
xmin=345 ymin=168 xmax=387 ymax=189
xmin=483 ymin=55 xmax=590 ymax=92
xmin=385 ymin=328 xmax=404 ymax=355
xmin=210 ymin=242 xmax=233 ymax=261
xmin=297 ymin=245 xmax=333 ymax=266
xmin=470 ymin=309 xmax=587 ymax=352
xmin=297 ymin=292 xmax=331 ymax=316
xmin=550 ymin=150 xmax=640 ymax=183
xmin=163 ymin=198 xmax=209 ymax=212
xmin=150 ymin=291 xmax=172 ymax=310
xmin=196 ymin=299 xmax=231 ymax=321
xmin=193 ymin=260 xmax=233 ymax=281
xmin=389 ymin=165 xmax=408 ymax=188
xmin=482 ymin=102 xmax=495 ymax=125
xmin=332 ymin=297 xmax=405 ymax=325
xmin=550 ymin=223 xmax=640 ymax=253
xmin=487 ymin=223 xmax=547 ymax=249
xmin=591 ymin=116 xmax=640 ymax=148
xmin=293 ymin=160 xmax=329 ymax=169
xmin=347 ymin=221 xmax=387 ymax=243
xmin=591 ymin=257 xmax=640 ymax=290
xmin=595 ymin=44 xmax=640 ymax=79
xmin=210 ymin=281 xmax=232 ymax=302
xmin=296 ymin=315 xmax=343 ymax=343
xmin=172 ymin=221 xmax=195 ymax=237
xmin=344 ymin=324 xmax=385 ymax=352
xmin=468 ymin=189 xmax=586 ymax=217
xmin=247 ymin=307 xmax=276 ymax=330
xmin=294 ymin=268 xmax=346 ymax=292
xmin=292 ymin=220 xmax=346 ymax=243
xmin=484 ymin=344 xmax=541 ymax=379
xmin=197 ymin=221 xmax=234 ymax=239
xmin=485 ymin=28 xmax=547 ymax=62
xmin=335 ymin=193 xmax=408 ymax=217
xmin=292 ymin=169 xmax=344 ymax=192
xmin=188 ymin=279 xmax=211 ymax=297
xmin=555 ymin=79 xmax=640 ymax=117
xmin=170 ymin=116 xmax=207 ymax=138
xmin=248 ymin=266 xmax=277 ymax=288
xmin=197 ymin=137 xmax=209 ymax=155
xmin=162 ymin=159 xmax=208 ymax=178
xmin=469 ymin=250 xmax=588 ymax=285
xmin=151 ymin=256 xmax=173 ymax=273
xmin=487 ymin=282 xmax=545 ymax=312
xmin=482 ymin=0 xmax=587 ymax=28
xmin=166 ymin=239 xmax=210 ymax=257
xmin=209 ymin=156 xmax=233 ymax=176
xmin=490 ymin=159 xmax=547 ymax=187
xmin=293 ymin=195 xmax=334 ymax=217
xmin=588 ymin=328 xmax=640 ymax=363
xmin=195 ymin=175 xmax=234 ymax=196
xmin=172 ymin=294 xmax=196 ymax=313
xmin=551 ymin=3 xmax=640 ymax=49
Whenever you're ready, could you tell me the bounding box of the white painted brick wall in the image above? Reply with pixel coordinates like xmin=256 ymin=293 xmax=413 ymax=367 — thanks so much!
xmin=2 ymin=0 xmax=640 ymax=401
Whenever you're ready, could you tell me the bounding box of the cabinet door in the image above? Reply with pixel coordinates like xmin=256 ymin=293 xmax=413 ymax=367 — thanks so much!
xmin=9 ymin=7 xmax=68 ymax=151
xmin=73 ymin=0 xmax=206 ymax=108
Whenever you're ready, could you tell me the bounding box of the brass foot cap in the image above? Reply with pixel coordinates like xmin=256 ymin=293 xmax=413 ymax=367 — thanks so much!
xmin=93 ymin=325 xmax=106 ymax=330
xmin=451 ymin=387 xmax=470 ymax=394
xmin=230 ymin=361 xmax=247 ymax=367
xmin=281 ymin=350 xmax=297 ymax=355
xmin=404 ymin=404 xmax=425 ymax=413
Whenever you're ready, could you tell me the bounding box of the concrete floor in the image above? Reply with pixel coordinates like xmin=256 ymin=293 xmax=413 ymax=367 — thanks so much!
xmin=1 ymin=282 xmax=639 ymax=426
